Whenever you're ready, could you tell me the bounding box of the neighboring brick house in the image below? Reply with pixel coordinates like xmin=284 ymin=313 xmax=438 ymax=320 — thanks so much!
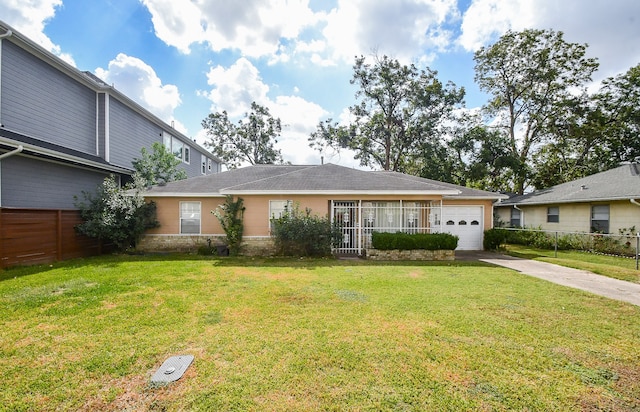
xmin=138 ymin=163 xmax=507 ymax=255
xmin=495 ymin=163 xmax=640 ymax=235
xmin=0 ymin=20 xmax=220 ymax=210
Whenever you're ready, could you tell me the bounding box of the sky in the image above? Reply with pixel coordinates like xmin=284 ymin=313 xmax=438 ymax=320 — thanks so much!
xmin=1 ymin=0 xmax=639 ymax=169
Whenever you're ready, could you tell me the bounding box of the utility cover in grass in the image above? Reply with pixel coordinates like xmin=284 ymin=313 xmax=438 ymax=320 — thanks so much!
xmin=151 ymin=355 xmax=194 ymax=384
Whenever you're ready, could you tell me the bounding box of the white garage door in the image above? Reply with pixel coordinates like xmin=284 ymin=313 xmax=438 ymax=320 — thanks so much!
xmin=441 ymin=206 xmax=484 ymax=250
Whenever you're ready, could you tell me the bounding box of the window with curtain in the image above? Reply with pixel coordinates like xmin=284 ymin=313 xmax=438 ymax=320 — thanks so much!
xmin=180 ymin=202 xmax=201 ymax=234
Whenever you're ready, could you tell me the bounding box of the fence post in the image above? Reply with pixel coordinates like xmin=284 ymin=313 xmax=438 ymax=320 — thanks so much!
xmin=554 ymin=231 xmax=558 ymax=258
xmin=636 ymin=232 xmax=640 ymax=270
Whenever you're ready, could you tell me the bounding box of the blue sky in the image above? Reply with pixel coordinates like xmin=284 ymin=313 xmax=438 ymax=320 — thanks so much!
xmin=2 ymin=0 xmax=639 ymax=168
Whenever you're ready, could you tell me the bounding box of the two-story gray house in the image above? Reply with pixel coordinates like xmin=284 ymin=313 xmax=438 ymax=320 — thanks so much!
xmin=0 ymin=21 xmax=220 ymax=267
xmin=0 ymin=20 xmax=220 ymax=209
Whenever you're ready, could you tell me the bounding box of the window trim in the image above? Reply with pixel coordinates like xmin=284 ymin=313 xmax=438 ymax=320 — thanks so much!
xmin=510 ymin=207 xmax=521 ymax=227
xmin=590 ymin=204 xmax=610 ymax=233
xmin=179 ymin=201 xmax=201 ymax=234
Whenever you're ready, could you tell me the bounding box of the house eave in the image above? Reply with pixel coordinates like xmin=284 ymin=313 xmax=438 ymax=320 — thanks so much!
xmin=498 ymin=196 xmax=640 ymax=207
xmin=143 ymin=192 xmax=226 ymax=198
xmin=0 ymin=136 xmax=132 ymax=175
xmin=219 ymin=189 xmax=462 ymax=196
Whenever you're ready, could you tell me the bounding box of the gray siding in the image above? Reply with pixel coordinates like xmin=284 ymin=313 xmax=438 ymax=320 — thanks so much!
xmin=107 ymin=97 xmax=159 ymax=168
xmin=1 ymin=41 xmax=96 ymax=154
xmin=1 ymin=156 xmax=109 ymax=209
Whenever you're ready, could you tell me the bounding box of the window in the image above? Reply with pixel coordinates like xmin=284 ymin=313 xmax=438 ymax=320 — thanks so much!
xmin=207 ymin=158 xmax=212 ymax=172
xmin=510 ymin=208 xmax=521 ymax=227
xmin=180 ymin=202 xmax=201 ymax=234
xmin=591 ymin=205 xmax=609 ymax=233
xmin=163 ymin=131 xmax=189 ymax=164
xmin=172 ymin=139 xmax=184 ymax=160
xmin=183 ymin=146 xmax=190 ymax=164
xmin=270 ymin=200 xmax=293 ymax=219
xmin=547 ymin=206 xmax=559 ymax=223
xmin=201 ymin=154 xmax=207 ymax=175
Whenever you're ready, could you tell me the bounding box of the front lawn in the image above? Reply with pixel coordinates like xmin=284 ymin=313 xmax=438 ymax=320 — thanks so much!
xmin=1 ymin=255 xmax=639 ymax=411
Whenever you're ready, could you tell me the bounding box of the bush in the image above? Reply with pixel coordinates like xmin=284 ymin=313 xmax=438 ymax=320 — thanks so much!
xmin=371 ymin=232 xmax=458 ymax=251
xmin=270 ymin=206 xmax=342 ymax=257
xmin=483 ymin=228 xmax=508 ymax=250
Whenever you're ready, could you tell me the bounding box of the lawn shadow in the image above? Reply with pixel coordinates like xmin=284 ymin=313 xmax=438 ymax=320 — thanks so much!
xmin=0 ymin=252 xmax=495 ymax=279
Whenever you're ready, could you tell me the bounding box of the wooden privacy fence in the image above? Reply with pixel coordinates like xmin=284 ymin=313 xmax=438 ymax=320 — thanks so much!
xmin=0 ymin=208 xmax=106 ymax=268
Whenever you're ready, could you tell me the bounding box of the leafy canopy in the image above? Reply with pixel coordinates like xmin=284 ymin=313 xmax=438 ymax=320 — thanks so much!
xmin=309 ymin=55 xmax=463 ymax=172
xmin=202 ymin=102 xmax=284 ymax=169
xmin=473 ymin=28 xmax=599 ymax=193
xmin=132 ymin=142 xmax=187 ymax=187
xmin=74 ymin=174 xmax=158 ymax=251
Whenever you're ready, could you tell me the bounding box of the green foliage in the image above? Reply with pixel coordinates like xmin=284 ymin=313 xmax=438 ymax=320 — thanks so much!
xmin=212 ymin=196 xmax=245 ymax=256
xmin=202 ymin=102 xmax=284 ymax=169
xmin=371 ymin=232 xmax=458 ymax=251
xmin=309 ymin=54 xmax=464 ymax=172
xmin=474 ymin=29 xmax=599 ymax=193
xmin=483 ymin=228 xmax=508 ymax=250
xmin=270 ymin=205 xmax=341 ymax=256
xmin=131 ymin=142 xmax=187 ymax=187
xmin=74 ymin=175 xmax=159 ymax=251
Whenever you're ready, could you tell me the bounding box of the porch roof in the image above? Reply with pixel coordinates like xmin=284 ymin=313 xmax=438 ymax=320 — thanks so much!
xmin=143 ymin=163 xmax=505 ymax=198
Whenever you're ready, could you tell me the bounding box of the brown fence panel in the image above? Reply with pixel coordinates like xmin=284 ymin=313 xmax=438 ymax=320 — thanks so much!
xmin=0 ymin=208 xmax=106 ymax=268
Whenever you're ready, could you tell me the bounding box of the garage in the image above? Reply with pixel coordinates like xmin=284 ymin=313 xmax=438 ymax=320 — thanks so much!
xmin=441 ymin=206 xmax=484 ymax=250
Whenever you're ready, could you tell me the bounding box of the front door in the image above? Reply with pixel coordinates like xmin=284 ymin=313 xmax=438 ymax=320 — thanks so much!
xmin=332 ymin=201 xmax=359 ymax=254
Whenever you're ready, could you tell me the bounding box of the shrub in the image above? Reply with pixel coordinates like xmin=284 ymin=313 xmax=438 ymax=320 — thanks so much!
xmin=270 ymin=206 xmax=342 ymax=257
xmin=483 ymin=228 xmax=508 ymax=250
xmin=212 ymin=196 xmax=245 ymax=256
xmin=371 ymin=232 xmax=458 ymax=250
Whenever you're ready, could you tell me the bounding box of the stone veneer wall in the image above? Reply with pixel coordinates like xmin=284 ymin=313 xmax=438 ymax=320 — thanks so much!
xmin=365 ymin=249 xmax=455 ymax=261
xmin=136 ymin=235 xmax=276 ymax=256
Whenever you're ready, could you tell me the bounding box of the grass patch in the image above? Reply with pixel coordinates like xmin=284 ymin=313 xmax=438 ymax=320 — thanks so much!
xmin=504 ymin=245 xmax=640 ymax=284
xmin=1 ymin=254 xmax=639 ymax=411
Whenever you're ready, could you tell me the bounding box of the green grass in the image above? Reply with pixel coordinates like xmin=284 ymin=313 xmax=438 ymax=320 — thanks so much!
xmin=1 ymin=255 xmax=639 ymax=411
xmin=504 ymin=244 xmax=640 ymax=284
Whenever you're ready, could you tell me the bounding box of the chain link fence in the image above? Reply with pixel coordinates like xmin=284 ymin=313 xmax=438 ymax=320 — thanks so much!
xmin=494 ymin=227 xmax=640 ymax=269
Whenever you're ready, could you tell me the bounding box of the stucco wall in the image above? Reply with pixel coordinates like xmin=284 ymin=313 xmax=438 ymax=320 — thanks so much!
xmin=145 ymin=194 xmax=495 ymax=236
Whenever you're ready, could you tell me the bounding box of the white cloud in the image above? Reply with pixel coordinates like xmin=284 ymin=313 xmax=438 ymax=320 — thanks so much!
xmin=202 ymin=57 xmax=270 ymax=117
xmin=0 ymin=0 xmax=75 ymax=65
xmin=141 ymin=0 xmax=319 ymax=57
xmin=95 ymin=53 xmax=184 ymax=132
xmin=140 ymin=0 xmax=206 ymax=54
xmin=323 ymin=0 xmax=458 ymax=64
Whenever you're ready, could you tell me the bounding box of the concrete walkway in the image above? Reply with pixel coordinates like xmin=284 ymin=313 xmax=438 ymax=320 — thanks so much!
xmin=457 ymin=251 xmax=640 ymax=307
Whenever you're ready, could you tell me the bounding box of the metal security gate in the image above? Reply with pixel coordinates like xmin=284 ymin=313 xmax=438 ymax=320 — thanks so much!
xmin=331 ymin=200 xmax=443 ymax=255
xmin=332 ymin=201 xmax=360 ymax=255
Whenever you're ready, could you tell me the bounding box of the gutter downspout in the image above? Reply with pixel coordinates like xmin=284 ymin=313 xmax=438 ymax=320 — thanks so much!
xmin=0 ymin=144 xmax=23 ymax=207
xmin=630 ymin=199 xmax=640 ymax=208
xmin=513 ymin=204 xmax=523 ymax=227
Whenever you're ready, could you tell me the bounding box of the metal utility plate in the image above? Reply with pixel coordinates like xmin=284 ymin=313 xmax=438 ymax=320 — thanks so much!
xmin=150 ymin=355 xmax=194 ymax=384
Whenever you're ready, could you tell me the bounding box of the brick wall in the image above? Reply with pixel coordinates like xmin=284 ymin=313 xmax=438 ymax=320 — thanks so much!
xmin=136 ymin=234 xmax=276 ymax=256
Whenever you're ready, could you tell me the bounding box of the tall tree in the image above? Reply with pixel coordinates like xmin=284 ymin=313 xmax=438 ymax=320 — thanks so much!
xmin=474 ymin=29 xmax=599 ymax=194
xmin=132 ymin=142 xmax=187 ymax=187
xmin=594 ymin=63 xmax=640 ymax=163
xmin=309 ymin=55 xmax=464 ymax=172
xmin=202 ymin=102 xmax=284 ymax=169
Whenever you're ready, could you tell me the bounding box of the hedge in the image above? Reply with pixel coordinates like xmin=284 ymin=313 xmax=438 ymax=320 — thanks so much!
xmin=371 ymin=232 xmax=458 ymax=251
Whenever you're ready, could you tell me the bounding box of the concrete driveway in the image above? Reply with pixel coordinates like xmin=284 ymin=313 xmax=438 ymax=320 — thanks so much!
xmin=456 ymin=251 xmax=640 ymax=307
